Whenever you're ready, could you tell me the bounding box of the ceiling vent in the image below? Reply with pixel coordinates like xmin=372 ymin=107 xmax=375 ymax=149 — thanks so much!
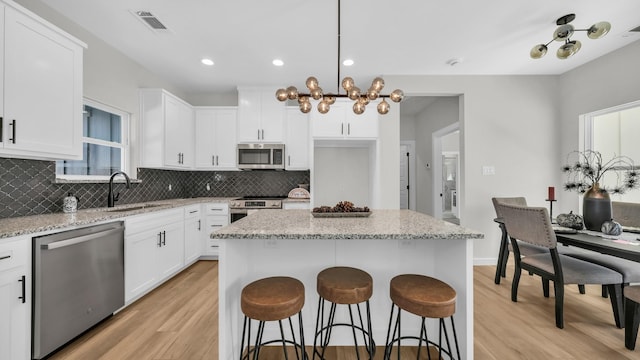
xmin=132 ymin=10 xmax=168 ymax=31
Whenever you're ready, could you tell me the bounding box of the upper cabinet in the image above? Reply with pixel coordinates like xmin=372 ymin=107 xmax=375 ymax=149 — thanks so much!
xmin=237 ymin=87 xmax=285 ymax=143
xmin=194 ymin=107 xmax=238 ymax=170
xmin=0 ymin=3 xmax=85 ymax=160
xmin=285 ymin=107 xmax=309 ymax=170
xmin=140 ymin=89 xmax=194 ymax=169
xmin=310 ymin=99 xmax=379 ymax=139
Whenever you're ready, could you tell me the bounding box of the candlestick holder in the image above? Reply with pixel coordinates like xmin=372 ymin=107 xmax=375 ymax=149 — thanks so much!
xmin=546 ymin=199 xmax=557 ymax=222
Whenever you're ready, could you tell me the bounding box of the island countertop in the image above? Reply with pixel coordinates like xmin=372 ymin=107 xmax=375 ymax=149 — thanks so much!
xmin=211 ymin=209 xmax=484 ymax=240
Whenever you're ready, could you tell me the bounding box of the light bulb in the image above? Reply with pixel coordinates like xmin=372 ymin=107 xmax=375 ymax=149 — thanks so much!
xmin=310 ymin=88 xmax=323 ymax=100
xmin=371 ymin=77 xmax=385 ymax=92
xmin=286 ymin=86 xmax=299 ymax=100
xmin=342 ymin=77 xmax=354 ymax=91
xmin=275 ymin=88 xmax=288 ymax=102
xmin=318 ymin=101 xmax=330 ymax=114
xmin=530 ymin=44 xmax=548 ymax=59
xmin=353 ymin=102 xmax=365 ymax=114
xmin=377 ymin=99 xmax=390 ymax=114
xmin=306 ymin=77 xmax=319 ymax=90
xmin=390 ymin=89 xmax=404 ymax=103
xmin=348 ymin=87 xmax=361 ymax=100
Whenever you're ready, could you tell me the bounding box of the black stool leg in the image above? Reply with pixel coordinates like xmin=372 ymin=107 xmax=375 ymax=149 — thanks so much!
xmin=626 ymin=297 xmax=640 ymax=350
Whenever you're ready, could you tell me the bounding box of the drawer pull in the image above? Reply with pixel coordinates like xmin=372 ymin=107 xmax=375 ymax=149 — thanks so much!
xmin=0 ymin=255 xmax=11 ymax=261
xmin=189 ymin=210 xmax=198 ymax=214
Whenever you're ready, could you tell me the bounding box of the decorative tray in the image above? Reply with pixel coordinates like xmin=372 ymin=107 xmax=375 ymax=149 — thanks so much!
xmin=311 ymin=212 xmax=371 ymax=218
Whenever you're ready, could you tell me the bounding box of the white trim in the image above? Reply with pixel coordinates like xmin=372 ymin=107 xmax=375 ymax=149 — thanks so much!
xmin=432 ymin=122 xmax=460 ymax=219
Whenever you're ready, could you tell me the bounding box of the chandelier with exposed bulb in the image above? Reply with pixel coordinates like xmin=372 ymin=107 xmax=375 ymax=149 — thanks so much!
xmin=530 ymin=13 xmax=611 ymax=60
xmin=275 ymin=0 xmax=403 ymax=115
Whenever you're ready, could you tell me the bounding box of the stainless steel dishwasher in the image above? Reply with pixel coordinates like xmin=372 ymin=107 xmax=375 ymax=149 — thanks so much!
xmin=32 ymin=221 xmax=125 ymax=359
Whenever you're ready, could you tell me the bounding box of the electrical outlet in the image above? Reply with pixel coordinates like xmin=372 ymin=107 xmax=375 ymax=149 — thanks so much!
xmin=482 ymin=166 xmax=495 ymax=176
xmin=264 ymin=239 xmax=278 ymax=248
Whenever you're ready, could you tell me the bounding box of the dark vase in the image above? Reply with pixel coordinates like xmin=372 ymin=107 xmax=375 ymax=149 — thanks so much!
xmin=582 ymin=183 xmax=612 ymax=231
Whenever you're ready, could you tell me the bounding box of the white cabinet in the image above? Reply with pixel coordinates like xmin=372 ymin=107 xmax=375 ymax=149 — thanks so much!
xmin=237 ymin=87 xmax=285 ymax=142
xmin=0 ymin=236 xmax=30 ymax=360
xmin=0 ymin=3 xmax=85 ymax=161
xmin=194 ymin=107 xmax=238 ymax=170
xmin=124 ymin=208 xmax=185 ymax=302
xmin=285 ymin=107 xmax=310 ymax=170
xmin=310 ymin=99 xmax=378 ymax=139
xmin=140 ymin=89 xmax=194 ymax=169
xmin=184 ymin=205 xmax=202 ymax=265
xmin=202 ymin=203 xmax=229 ymax=257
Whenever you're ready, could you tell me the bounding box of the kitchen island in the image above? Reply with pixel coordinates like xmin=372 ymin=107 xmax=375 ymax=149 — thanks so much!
xmin=212 ymin=209 xmax=483 ymax=360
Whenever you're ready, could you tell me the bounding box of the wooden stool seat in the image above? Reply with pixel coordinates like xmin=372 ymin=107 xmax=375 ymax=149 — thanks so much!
xmin=241 ymin=276 xmax=305 ymax=322
xmin=317 ymin=266 xmax=373 ymax=304
xmin=390 ymin=274 xmax=456 ymax=319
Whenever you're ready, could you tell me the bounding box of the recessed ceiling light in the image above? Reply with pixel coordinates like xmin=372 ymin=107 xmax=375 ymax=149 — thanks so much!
xmin=201 ymin=58 xmax=214 ymax=66
xmin=272 ymin=59 xmax=284 ymax=66
xmin=343 ymin=59 xmax=354 ymax=66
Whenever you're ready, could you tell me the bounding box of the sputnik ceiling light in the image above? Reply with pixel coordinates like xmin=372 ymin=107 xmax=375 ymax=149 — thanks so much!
xmin=275 ymin=0 xmax=403 ymax=115
xmin=530 ymin=14 xmax=611 ymax=60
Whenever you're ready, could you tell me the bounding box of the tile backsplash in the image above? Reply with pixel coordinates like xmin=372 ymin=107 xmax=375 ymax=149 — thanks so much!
xmin=0 ymin=158 xmax=309 ymax=219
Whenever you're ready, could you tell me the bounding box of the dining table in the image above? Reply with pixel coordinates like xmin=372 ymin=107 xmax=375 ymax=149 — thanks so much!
xmin=554 ymin=228 xmax=640 ymax=262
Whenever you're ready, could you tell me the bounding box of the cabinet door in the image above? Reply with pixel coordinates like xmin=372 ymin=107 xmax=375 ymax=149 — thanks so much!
xmin=156 ymin=221 xmax=185 ymax=280
xmin=310 ymin=102 xmax=347 ymax=138
xmin=260 ymin=94 xmax=285 ymax=142
xmin=0 ymin=267 xmax=28 ymax=360
xmin=194 ymin=109 xmax=217 ymax=169
xmin=2 ymin=6 xmax=83 ymax=160
xmin=214 ymin=109 xmax=238 ymax=169
xmin=203 ymin=215 xmax=228 ymax=256
xmin=346 ymin=104 xmax=379 ymax=138
xmin=285 ymin=108 xmax=309 ymax=169
xmin=184 ymin=216 xmax=202 ymax=264
xmin=164 ymin=96 xmax=193 ymax=168
xmin=237 ymin=89 xmax=262 ymax=142
xmin=124 ymin=229 xmax=160 ymax=302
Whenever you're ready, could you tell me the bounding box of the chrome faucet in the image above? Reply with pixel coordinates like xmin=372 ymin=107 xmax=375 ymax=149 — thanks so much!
xmin=107 ymin=171 xmax=131 ymax=207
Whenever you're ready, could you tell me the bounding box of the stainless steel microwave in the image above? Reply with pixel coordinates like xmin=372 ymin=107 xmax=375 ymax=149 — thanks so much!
xmin=237 ymin=143 xmax=285 ymax=170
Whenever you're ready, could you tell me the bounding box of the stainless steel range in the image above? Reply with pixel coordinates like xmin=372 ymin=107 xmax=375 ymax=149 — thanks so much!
xmin=230 ymin=196 xmax=285 ymax=222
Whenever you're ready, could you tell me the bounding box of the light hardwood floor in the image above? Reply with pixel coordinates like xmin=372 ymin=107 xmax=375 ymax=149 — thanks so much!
xmin=47 ymin=260 xmax=639 ymax=359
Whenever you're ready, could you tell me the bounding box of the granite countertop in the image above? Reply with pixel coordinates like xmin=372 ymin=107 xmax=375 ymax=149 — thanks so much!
xmin=211 ymin=209 xmax=484 ymax=240
xmin=0 ymin=197 xmax=236 ymax=239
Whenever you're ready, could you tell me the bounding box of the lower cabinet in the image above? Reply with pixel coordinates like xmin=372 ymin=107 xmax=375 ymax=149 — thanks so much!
xmin=0 ymin=236 xmax=30 ymax=360
xmin=124 ymin=208 xmax=185 ymax=303
xmin=202 ymin=203 xmax=229 ymax=257
xmin=184 ymin=205 xmax=203 ymax=265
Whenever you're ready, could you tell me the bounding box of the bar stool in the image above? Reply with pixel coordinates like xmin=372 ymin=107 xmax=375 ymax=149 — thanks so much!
xmin=384 ymin=274 xmax=460 ymax=360
xmin=240 ymin=276 xmax=307 ymax=360
xmin=313 ymin=266 xmax=375 ymax=360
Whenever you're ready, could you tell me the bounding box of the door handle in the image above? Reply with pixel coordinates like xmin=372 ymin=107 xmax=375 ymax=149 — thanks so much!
xmin=0 ymin=255 xmax=11 ymax=261
xmin=18 ymin=276 xmax=26 ymax=304
xmin=9 ymin=119 xmax=16 ymax=143
xmin=41 ymin=227 xmax=123 ymax=250
xmin=157 ymin=232 xmax=162 ymax=247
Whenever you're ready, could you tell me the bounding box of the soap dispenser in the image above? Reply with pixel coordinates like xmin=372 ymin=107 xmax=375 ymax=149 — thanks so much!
xmin=63 ymin=192 xmax=78 ymax=213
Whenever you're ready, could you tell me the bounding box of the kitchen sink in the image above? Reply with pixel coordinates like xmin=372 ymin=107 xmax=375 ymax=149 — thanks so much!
xmin=103 ymin=204 xmax=166 ymax=212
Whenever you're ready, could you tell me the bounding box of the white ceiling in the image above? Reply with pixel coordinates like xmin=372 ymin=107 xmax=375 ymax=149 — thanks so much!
xmin=36 ymin=0 xmax=640 ymax=95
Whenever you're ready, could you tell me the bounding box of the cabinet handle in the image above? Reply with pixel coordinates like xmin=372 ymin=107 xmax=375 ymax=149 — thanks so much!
xmin=348 ymin=123 xmax=351 ymax=135
xmin=189 ymin=210 xmax=198 ymax=214
xmin=257 ymin=129 xmax=260 ymax=140
xmin=0 ymin=255 xmax=11 ymax=261
xmin=162 ymin=230 xmax=166 ymax=246
xmin=212 ymin=155 xmax=215 ymax=166
xmin=9 ymin=119 xmax=16 ymax=143
xmin=18 ymin=276 xmax=26 ymax=304
xmin=178 ymin=153 xmax=182 ymax=164
xmin=261 ymin=129 xmax=264 ymax=139
xmin=198 ymin=219 xmax=201 ymax=231
xmin=0 ymin=117 xmax=3 ymax=142
xmin=157 ymin=232 xmax=162 ymax=247
xmin=341 ymin=123 xmax=344 ymax=135
xmin=288 ymin=155 xmax=291 ymax=166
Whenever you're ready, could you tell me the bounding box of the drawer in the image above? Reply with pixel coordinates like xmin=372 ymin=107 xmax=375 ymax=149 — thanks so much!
xmin=184 ymin=204 xmax=201 ymax=219
xmin=205 ymin=203 xmax=229 ymax=216
xmin=206 ymin=216 xmax=228 ymax=232
xmin=0 ymin=237 xmax=29 ymax=272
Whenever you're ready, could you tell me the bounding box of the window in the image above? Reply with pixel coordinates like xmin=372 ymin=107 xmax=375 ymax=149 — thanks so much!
xmin=56 ymin=99 xmax=129 ymax=179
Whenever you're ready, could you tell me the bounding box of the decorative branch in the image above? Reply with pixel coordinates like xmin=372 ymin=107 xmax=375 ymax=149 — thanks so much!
xmin=562 ymin=150 xmax=639 ymax=194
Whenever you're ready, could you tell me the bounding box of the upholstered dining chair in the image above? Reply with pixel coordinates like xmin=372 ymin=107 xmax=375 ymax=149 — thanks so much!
xmin=497 ymin=203 xmax=624 ymax=329
xmin=491 ymin=197 xmax=547 ymax=284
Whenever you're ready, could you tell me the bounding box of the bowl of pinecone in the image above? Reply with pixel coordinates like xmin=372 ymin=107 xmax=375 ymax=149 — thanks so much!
xmin=312 ymin=201 xmax=371 ymax=218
